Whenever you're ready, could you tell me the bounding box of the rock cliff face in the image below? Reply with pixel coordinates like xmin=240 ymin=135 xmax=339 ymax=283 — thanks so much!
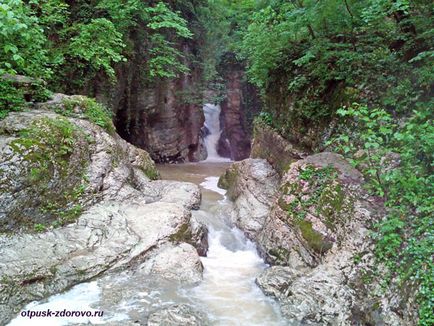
xmin=251 ymin=122 xmax=309 ymax=176
xmin=0 ymin=97 xmax=208 ymax=324
xmin=108 ymin=65 xmax=207 ymax=163
xmin=217 ymin=58 xmax=262 ymax=161
xmin=220 ymin=125 xmax=416 ymax=325
xmin=85 ymin=34 xmax=207 ymax=163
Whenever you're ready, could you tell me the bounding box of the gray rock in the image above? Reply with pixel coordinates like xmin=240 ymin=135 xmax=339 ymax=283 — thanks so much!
xmin=147 ymin=304 xmax=208 ymax=326
xmin=137 ymin=243 xmax=203 ymax=285
xmin=219 ymin=158 xmax=279 ymax=239
xmin=256 ymin=266 xmax=305 ymax=299
xmin=190 ymin=215 xmax=209 ymax=256
xmin=251 ymin=123 xmax=308 ymax=176
xmin=224 ymin=151 xmax=410 ymax=325
xmin=0 ymin=107 xmax=208 ymax=325
xmin=0 ymin=201 xmax=198 ymax=324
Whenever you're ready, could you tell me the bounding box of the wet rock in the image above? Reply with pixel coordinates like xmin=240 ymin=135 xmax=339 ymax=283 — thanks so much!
xmin=0 ymin=106 xmax=207 ymax=325
xmin=251 ymin=123 xmax=309 ymax=176
xmin=0 ymin=201 xmax=197 ymax=324
xmin=217 ymin=59 xmax=262 ymax=161
xmin=113 ymin=74 xmax=206 ymax=163
xmin=217 ymin=134 xmax=232 ymax=158
xmin=218 ymin=159 xmax=279 ymax=239
xmin=152 ymin=180 xmax=201 ymax=210
xmin=147 ymin=304 xmax=208 ymax=326
xmin=256 ymin=266 xmax=305 ymax=299
xmin=137 ymin=243 xmax=203 ymax=285
xmin=224 ymin=151 xmax=409 ymax=324
xmin=0 ymin=108 xmax=160 ymax=232
xmin=190 ymin=215 xmax=209 ymax=256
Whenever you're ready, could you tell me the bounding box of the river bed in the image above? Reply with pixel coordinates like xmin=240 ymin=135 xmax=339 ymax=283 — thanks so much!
xmin=9 ymin=162 xmax=285 ymax=325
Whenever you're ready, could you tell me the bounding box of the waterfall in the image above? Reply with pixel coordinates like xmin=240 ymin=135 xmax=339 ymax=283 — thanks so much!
xmin=202 ymin=104 xmax=231 ymax=162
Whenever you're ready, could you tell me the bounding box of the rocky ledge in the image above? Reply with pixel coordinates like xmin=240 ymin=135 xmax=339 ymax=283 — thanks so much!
xmin=220 ymin=127 xmax=416 ymax=325
xmin=0 ymin=97 xmax=208 ymax=325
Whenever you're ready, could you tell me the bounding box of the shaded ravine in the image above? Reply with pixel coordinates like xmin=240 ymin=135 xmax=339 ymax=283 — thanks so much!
xmin=8 ymin=163 xmax=286 ymax=325
xmin=160 ymin=163 xmax=286 ymax=325
xmin=8 ymin=103 xmax=286 ymax=325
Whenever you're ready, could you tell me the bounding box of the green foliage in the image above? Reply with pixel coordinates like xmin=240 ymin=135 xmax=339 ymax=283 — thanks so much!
xmin=0 ymin=0 xmax=196 ymax=101
xmin=67 ymin=18 xmax=126 ymax=79
xmin=237 ymin=0 xmax=433 ymax=146
xmin=0 ymin=0 xmax=49 ymax=78
xmin=0 ymin=0 xmax=52 ymax=115
xmin=0 ymin=79 xmax=26 ymax=119
xmin=254 ymin=111 xmax=273 ymax=126
xmin=329 ymin=103 xmax=433 ymax=325
xmin=59 ymin=97 xmax=114 ymax=133
xmin=235 ymin=1 xmax=432 ymax=319
xmin=33 ymin=223 xmax=46 ymax=232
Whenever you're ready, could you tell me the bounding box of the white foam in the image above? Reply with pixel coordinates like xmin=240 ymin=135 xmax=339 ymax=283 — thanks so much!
xmin=8 ymin=282 xmax=106 ymax=326
xmin=182 ymin=228 xmax=284 ymax=325
xmin=203 ymin=104 xmax=232 ymax=162
xmin=200 ymin=176 xmax=226 ymax=196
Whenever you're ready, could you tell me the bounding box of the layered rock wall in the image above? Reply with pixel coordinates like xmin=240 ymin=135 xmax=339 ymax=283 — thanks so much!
xmin=217 ymin=57 xmax=262 ymax=161
xmin=96 ymin=44 xmax=206 ymax=163
xmin=220 ymin=125 xmax=416 ymax=325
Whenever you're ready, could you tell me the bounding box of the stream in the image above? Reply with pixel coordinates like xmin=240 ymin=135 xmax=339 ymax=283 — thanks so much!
xmin=9 ymin=104 xmax=286 ymax=325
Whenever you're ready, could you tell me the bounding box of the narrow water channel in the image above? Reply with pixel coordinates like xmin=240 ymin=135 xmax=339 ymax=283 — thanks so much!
xmin=159 ymin=163 xmax=285 ymax=325
xmin=9 ymin=104 xmax=286 ymax=325
xmin=9 ymin=162 xmax=285 ymax=325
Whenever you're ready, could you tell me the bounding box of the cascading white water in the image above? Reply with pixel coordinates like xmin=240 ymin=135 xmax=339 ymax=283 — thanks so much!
xmin=181 ymin=176 xmax=285 ymax=325
xmin=203 ymin=104 xmax=231 ymax=162
xmin=8 ymin=164 xmax=287 ymax=325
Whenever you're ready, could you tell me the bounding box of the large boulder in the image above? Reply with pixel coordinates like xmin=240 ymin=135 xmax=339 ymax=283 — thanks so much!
xmin=0 ymin=107 xmax=159 ymax=232
xmin=223 ymin=152 xmax=410 ymax=325
xmin=137 ymin=243 xmax=203 ymax=285
xmin=0 ymin=102 xmax=208 ymax=324
xmin=0 ymin=201 xmax=202 ymax=324
xmin=218 ymin=158 xmax=279 ymax=239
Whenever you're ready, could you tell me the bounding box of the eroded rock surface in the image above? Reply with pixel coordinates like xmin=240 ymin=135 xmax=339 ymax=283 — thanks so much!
xmin=0 ymin=106 xmax=207 ymax=325
xmin=147 ymin=304 xmax=209 ymax=326
xmin=218 ymin=158 xmax=279 ymax=239
xmin=137 ymin=243 xmax=203 ymax=285
xmin=223 ymin=149 xmax=410 ymax=325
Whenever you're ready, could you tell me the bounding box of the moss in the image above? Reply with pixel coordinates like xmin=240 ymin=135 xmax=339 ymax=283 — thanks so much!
xmin=169 ymin=223 xmax=192 ymax=243
xmin=218 ymin=167 xmax=238 ymax=190
xmin=53 ymin=96 xmax=115 ymax=133
xmin=281 ymin=164 xmax=355 ymax=254
xmin=297 ymin=220 xmax=333 ymax=254
xmin=144 ymin=166 xmax=160 ymax=180
xmin=4 ymin=117 xmax=90 ymax=232
xmin=283 ymin=164 xmax=351 ymax=228
xmin=318 ymin=183 xmax=347 ymax=230
xmin=269 ymin=247 xmax=290 ymax=263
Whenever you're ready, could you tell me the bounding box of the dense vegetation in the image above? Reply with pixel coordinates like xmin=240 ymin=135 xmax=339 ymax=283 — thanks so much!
xmin=214 ymin=1 xmax=432 ymax=324
xmin=0 ymin=0 xmax=202 ymax=118
xmin=1 ymin=0 xmax=432 ymax=324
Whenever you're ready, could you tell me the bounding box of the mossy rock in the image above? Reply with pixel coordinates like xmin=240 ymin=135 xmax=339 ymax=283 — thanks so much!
xmin=218 ymin=167 xmax=238 ymax=190
xmin=1 ymin=116 xmax=91 ymax=232
xmin=37 ymin=95 xmax=115 ymax=134
xmin=296 ymin=220 xmax=333 ymax=254
xmin=169 ymin=223 xmax=193 ymax=243
xmin=268 ymin=247 xmax=291 ymax=264
xmin=280 ymin=163 xmax=355 ymax=254
xmin=218 ymin=166 xmax=240 ymax=200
